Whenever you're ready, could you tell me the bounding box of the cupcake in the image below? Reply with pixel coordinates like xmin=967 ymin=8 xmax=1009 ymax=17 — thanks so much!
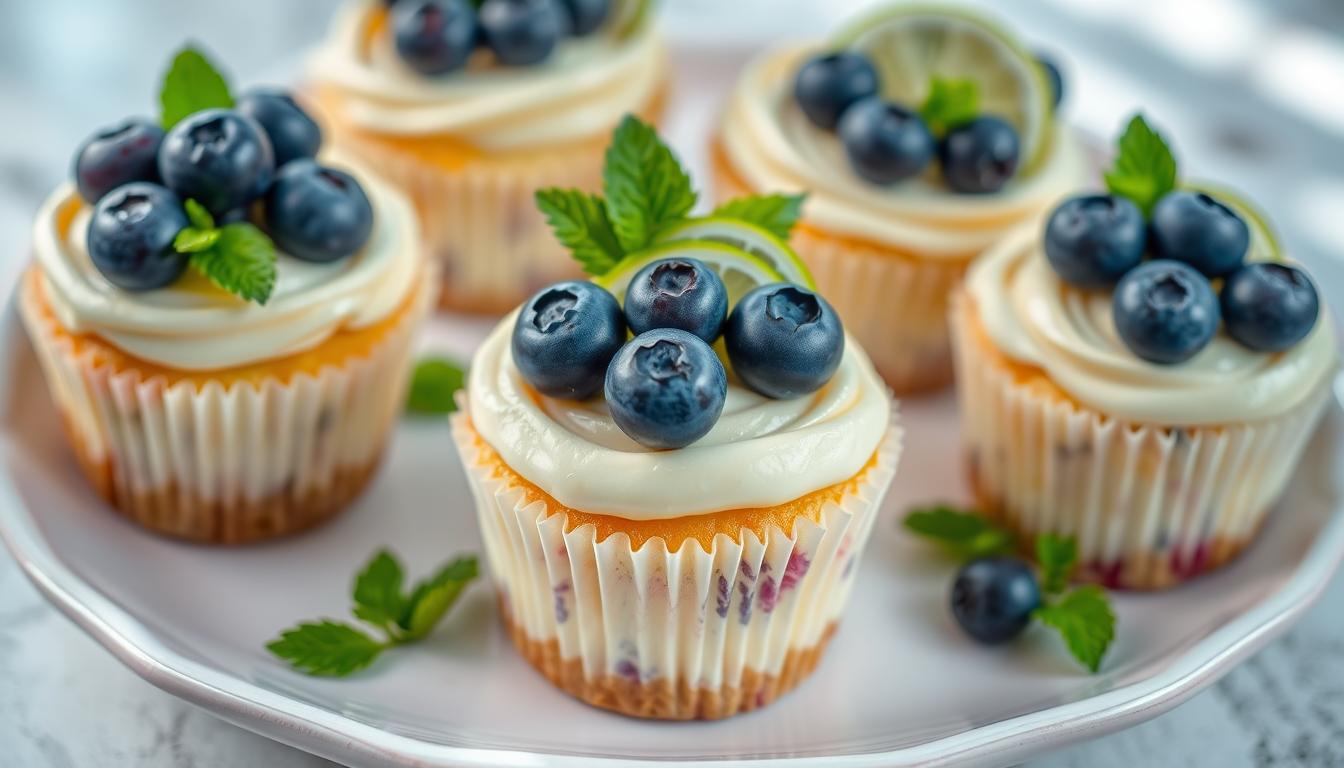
xmin=954 ymin=114 xmax=1337 ymax=589
xmin=19 ymin=47 xmax=433 ymax=543
xmin=453 ymin=117 xmax=900 ymax=718
xmin=309 ymin=0 xmax=669 ymax=313
xmin=712 ymin=5 xmax=1087 ymax=392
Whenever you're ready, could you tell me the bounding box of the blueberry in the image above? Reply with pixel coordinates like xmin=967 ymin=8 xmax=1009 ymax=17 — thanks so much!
xmin=157 ymin=109 xmax=274 ymax=217
xmin=393 ymin=0 xmax=479 ymax=75
xmin=86 ymin=182 xmax=189 ymax=291
xmin=1044 ymin=194 xmax=1146 ymax=288
xmin=1221 ymin=262 xmax=1320 ymax=352
xmin=1150 ymin=191 xmax=1249 ymax=278
xmin=234 ymin=89 xmax=322 ymax=167
xmin=793 ymin=51 xmax=880 ymax=131
xmin=939 ymin=115 xmax=1020 ymax=194
xmin=951 ymin=557 xmax=1042 ymax=645
xmin=725 ymin=283 xmax=844 ymax=399
xmin=604 ymin=329 xmax=727 ymax=450
xmin=263 ymin=160 xmax=374 ymax=263
xmin=479 ymin=0 xmax=567 ymax=67
xmin=623 ymin=258 xmax=728 ymax=343
xmin=512 ymin=281 xmax=626 ymax=400
xmin=1113 ymin=260 xmax=1220 ymax=365
xmin=72 ymin=118 xmax=165 ymax=204
xmin=837 ymin=98 xmax=935 ymax=185
xmin=559 ymin=0 xmax=609 ymax=35
xmin=1037 ymin=53 xmax=1064 ymax=108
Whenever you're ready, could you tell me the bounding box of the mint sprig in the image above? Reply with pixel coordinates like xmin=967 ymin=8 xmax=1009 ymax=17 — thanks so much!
xmin=534 ymin=189 xmax=624 ymax=276
xmin=1034 ymin=586 xmax=1115 ymax=673
xmin=920 ymin=77 xmax=980 ymax=136
xmin=406 ymin=357 xmax=467 ymax=415
xmin=1104 ymin=114 xmax=1177 ymax=216
xmin=711 ymin=193 xmax=807 ymax=241
xmin=903 ymin=504 xmax=1014 ymax=558
xmin=1036 ymin=532 xmax=1078 ymax=595
xmin=174 ymin=200 xmax=277 ymax=304
xmin=159 ymin=45 xmax=233 ymax=130
xmin=268 ymin=550 xmax=479 ymax=677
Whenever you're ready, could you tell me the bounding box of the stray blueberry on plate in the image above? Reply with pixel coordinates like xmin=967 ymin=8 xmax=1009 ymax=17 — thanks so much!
xmin=157 ymin=108 xmax=275 ymax=216
xmin=623 ymin=258 xmax=728 ymax=343
xmin=793 ymin=51 xmax=880 ymax=131
xmin=1113 ymin=260 xmax=1220 ymax=365
xmin=235 ymin=89 xmax=323 ymax=167
xmin=393 ymin=0 xmax=480 ymax=76
xmin=726 ymin=283 xmax=844 ymax=398
xmin=838 ymin=98 xmax=935 ymax=185
xmin=1149 ymin=191 xmax=1249 ymax=278
xmin=1044 ymin=194 xmax=1145 ymax=288
xmin=479 ymin=0 xmax=567 ymax=67
xmin=951 ymin=557 xmax=1042 ymax=645
xmin=559 ymin=0 xmax=610 ymax=36
xmin=1037 ymin=54 xmax=1064 ymax=108
xmin=939 ymin=115 xmax=1020 ymax=194
xmin=86 ymin=182 xmax=190 ymax=291
xmin=512 ymin=281 xmax=626 ymax=400
xmin=1221 ymin=262 xmax=1320 ymax=352
xmin=264 ymin=160 xmax=374 ymax=263
xmin=72 ymin=118 xmax=165 ymax=204
xmin=605 ymin=328 xmax=727 ymax=450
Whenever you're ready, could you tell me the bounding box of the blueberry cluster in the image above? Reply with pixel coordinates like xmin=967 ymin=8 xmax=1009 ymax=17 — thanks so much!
xmin=511 ymin=259 xmax=845 ymax=449
xmin=1045 ymin=190 xmax=1321 ymax=364
xmin=73 ymin=92 xmax=372 ymax=291
xmin=390 ymin=0 xmax=609 ymax=75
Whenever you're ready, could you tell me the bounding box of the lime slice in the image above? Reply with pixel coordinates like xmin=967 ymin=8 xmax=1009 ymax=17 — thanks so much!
xmin=653 ymin=217 xmax=817 ymax=289
xmin=595 ymin=240 xmax=785 ymax=307
xmin=831 ymin=5 xmax=1054 ymax=173
xmin=1182 ymin=181 xmax=1283 ymax=262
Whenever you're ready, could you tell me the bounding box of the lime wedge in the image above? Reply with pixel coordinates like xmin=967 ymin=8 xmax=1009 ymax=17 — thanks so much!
xmin=595 ymin=240 xmax=785 ymax=307
xmin=1182 ymin=181 xmax=1283 ymax=262
xmin=654 ymin=217 xmax=817 ymax=289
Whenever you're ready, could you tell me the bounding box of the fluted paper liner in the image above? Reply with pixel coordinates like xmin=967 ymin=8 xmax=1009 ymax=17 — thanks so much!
xmin=952 ymin=294 xmax=1332 ymax=589
xmin=452 ymin=414 xmax=902 ymax=719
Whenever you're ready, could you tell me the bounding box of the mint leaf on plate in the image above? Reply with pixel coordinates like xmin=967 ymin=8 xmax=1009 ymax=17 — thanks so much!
xmin=399 ymin=556 xmax=479 ymax=640
xmin=920 ymin=77 xmax=980 ymax=135
xmin=602 ymin=115 xmax=696 ymax=253
xmin=535 ymin=188 xmax=624 ymax=276
xmin=1035 ymin=533 xmax=1078 ymax=595
xmin=187 ymin=222 xmax=278 ymax=304
xmin=1034 ymin=585 xmax=1116 ymax=673
xmin=904 ymin=505 xmax=1015 ymax=558
xmin=266 ymin=620 xmax=386 ymax=677
xmin=1104 ymin=113 xmax=1177 ymax=216
xmin=711 ymin=193 xmax=807 ymax=241
xmin=159 ymin=45 xmax=233 ymax=130
xmin=406 ymin=357 xmax=466 ymax=415
xmin=352 ymin=550 xmax=407 ymax=632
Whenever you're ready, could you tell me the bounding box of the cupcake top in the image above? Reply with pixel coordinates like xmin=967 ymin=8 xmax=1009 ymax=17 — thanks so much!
xmin=968 ymin=115 xmax=1337 ymax=425
xmin=717 ymin=5 xmax=1087 ymax=258
xmin=309 ymin=0 xmax=665 ymax=151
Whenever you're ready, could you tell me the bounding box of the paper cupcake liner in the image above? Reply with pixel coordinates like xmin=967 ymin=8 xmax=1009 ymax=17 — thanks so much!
xmin=19 ymin=272 xmax=434 ymax=544
xmin=451 ymin=415 xmax=902 ymax=719
xmin=951 ymin=294 xmax=1333 ymax=589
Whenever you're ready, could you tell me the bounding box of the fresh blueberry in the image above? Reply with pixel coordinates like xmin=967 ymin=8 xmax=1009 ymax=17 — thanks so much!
xmin=234 ymin=89 xmax=322 ymax=167
xmin=939 ymin=115 xmax=1020 ymax=194
xmin=86 ymin=182 xmax=189 ymax=291
xmin=157 ymin=109 xmax=274 ymax=217
xmin=1221 ymin=262 xmax=1320 ymax=352
xmin=1149 ymin=191 xmax=1249 ymax=278
xmin=604 ymin=328 xmax=727 ymax=450
xmin=837 ymin=98 xmax=935 ymax=185
xmin=479 ymin=0 xmax=567 ymax=67
xmin=72 ymin=118 xmax=165 ymax=204
xmin=623 ymin=258 xmax=728 ymax=343
xmin=951 ymin=557 xmax=1042 ymax=645
xmin=1044 ymin=194 xmax=1146 ymax=288
xmin=725 ymin=283 xmax=844 ymax=399
xmin=1113 ymin=260 xmax=1220 ymax=364
xmin=393 ymin=0 xmax=479 ymax=75
xmin=559 ymin=0 xmax=609 ymax=35
xmin=793 ymin=51 xmax=880 ymax=131
xmin=1037 ymin=53 xmax=1064 ymax=108
xmin=263 ymin=160 xmax=374 ymax=263
xmin=512 ymin=281 xmax=626 ymax=400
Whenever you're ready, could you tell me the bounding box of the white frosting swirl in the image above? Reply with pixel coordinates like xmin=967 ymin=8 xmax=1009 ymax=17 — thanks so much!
xmin=32 ymin=156 xmax=423 ymax=371
xmin=308 ymin=1 xmax=667 ymax=150
xmin=967 ymin=224 xmax=1338 ymax=425
xmin=718 ymin=47 xmax=1089 ymax=258
xmin=468 ymin=312 xmax=892 ymax=518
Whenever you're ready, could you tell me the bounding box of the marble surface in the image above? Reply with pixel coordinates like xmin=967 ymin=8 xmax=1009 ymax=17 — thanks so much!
xmin=2 ymin=1 xmax=1343 ymax=766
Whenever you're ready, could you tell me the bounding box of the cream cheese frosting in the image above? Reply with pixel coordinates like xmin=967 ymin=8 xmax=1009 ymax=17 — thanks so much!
xmin=32 ymin=155 xmax=423 ymax=371
xmin=967 ymin=224 xmax=1338 ymax=425
xmin=308 ymin=0 xmax=667 ymax=151
xmin=468 ymin=311 xmax=892 ymax=518
xmin=718 ymin=47 xmax=1088 ymax=258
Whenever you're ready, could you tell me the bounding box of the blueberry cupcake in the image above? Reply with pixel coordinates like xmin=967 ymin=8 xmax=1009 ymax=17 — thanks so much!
xmin=452 ymin=118 xmax=900 ymax=718
xmin=309 ymin=0 xmax=667 ymax=313
xmin=19 ymin=48 xmax=433 ymax=543
xmin=954 ymin=115 xmax=1336 ymax=589
xmin=713 ymin=5 xmax=1087 ymax=392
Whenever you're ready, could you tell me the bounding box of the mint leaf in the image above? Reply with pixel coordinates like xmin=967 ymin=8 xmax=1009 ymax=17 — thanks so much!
xmin=184 ymin=199 xmax=215 ymax=231
xmin=535 ymin=188 xmax=624 ymax=276
xmin=351 ymin=550 xmax=406 ymax=632
xmin=266 ymin=620 xmax=386 ymax=677
xmin=711 ymin=193 xmax=807 ymax=241
xmin=904 ymin=505 xmax=1015 ymax=558
xmin=406 ymin=357 xmax=466 ymax=415
xmin=159 ymin=46 xmax=233 ymax=130
xmin=173 ymin=227 xmax=220 ymax=253
xmin=920 ymin=77 xmax=980 ymax=136
xmin=188 ymin=222 xmax=277 ymax=304
xmin=602 ymin=115 xmax=696 ymax=253
xmin=1036 ymin=534 xmax=1078 ymax=595
xmin=399 ymin=556 xmax=479 ymax=639
xmin=1104 ymin=114 xmax=1177 ymax=216
xmin=1034 ymin=585 xmax=1116 ymax=673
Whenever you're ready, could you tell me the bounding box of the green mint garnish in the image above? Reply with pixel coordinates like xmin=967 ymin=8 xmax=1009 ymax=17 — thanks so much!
xmin=710 ymin=193 xmax=807 ymax=241
xmin=602 ymin=115 xmax=697 ymax=253
xmin=534 ymin=188 xmax=624 ymax=276
xmin=267 ymin=550 xmax=478 ymax=677
xmin=920 ymin=77 xmax=980 ymax=136
xmin=174 ymin=200 xmax=277 ymax=305
xmin=406 ymin=357 xmax=467 ymax=415
xmin=1035 ymin=532 xmax=1078 ymax=595
xmin=1104 ymin=113 xmax=1177 ymax=216
xmin=1034 ymin=585 xmax=1116 ymax=673
xmin=159 ymin=45 xmax=233 ymax=130
xmin=903 ymin=504 xmax=1015 ymax=558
